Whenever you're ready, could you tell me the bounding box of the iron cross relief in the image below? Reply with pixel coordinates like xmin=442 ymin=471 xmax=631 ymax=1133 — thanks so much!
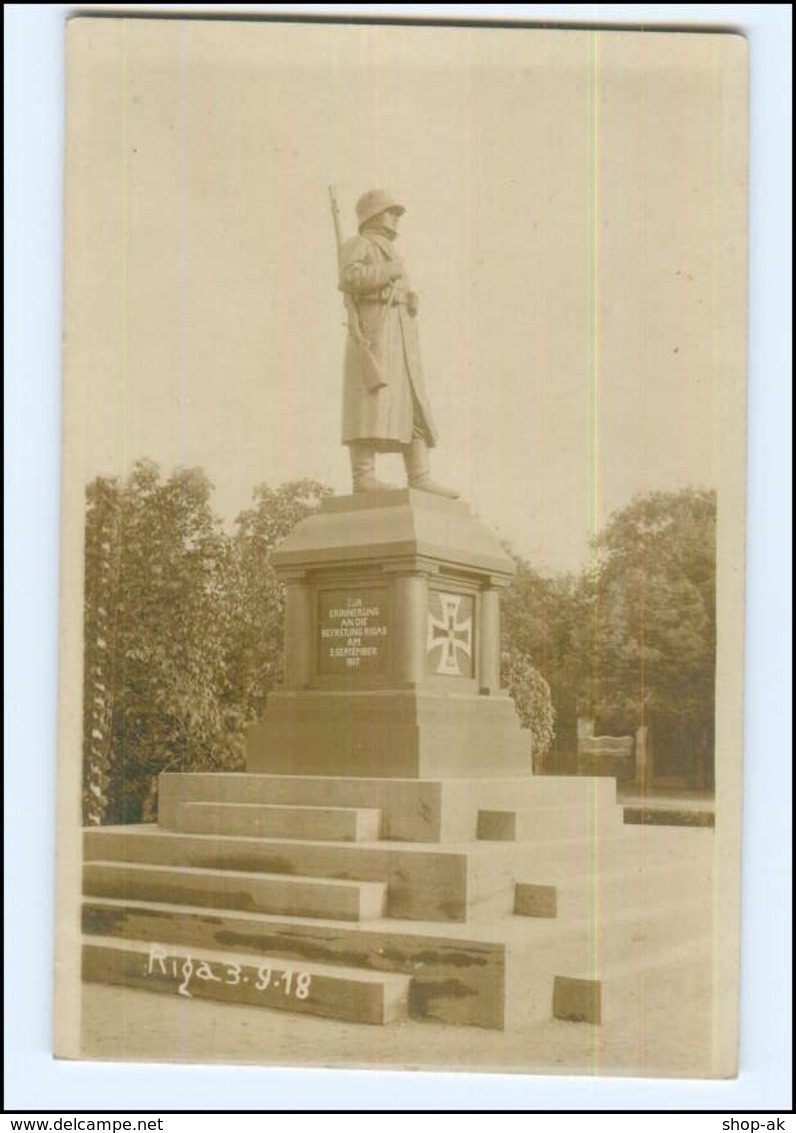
xmin=426 ymin=593 xmax=473 ymax=676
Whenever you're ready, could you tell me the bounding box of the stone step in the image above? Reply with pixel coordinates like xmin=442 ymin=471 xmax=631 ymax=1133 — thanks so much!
xmin=515 ymin=890 xmax=709 ymax=952
xmin=438 ymin=776 xmax=621 ymax=841
xmin=84 ymin=861 xmax=387 ymax=922
xmin=157 ymin=772 xmax=622 ymax=844
xmin=476 ymin=803 xmax=624 ymax=842
xmin=507 ymin=822 xmax=714 ymax=877
xmin=479 ymin=830 xmax=634 ymax=876
xmin=81 ymin=897 xmax=507 ymax=1029
xmin=517 ymin=853 xmax=713 ymax=920
xmin=83 ymin=826 xmax=516 ymax=922
xmin=158 ymin=772 xmax=442 ymax=841
xmin=82 ymin=935 xmax=411 ymax=1025
xmin=527 ymin=839 xmax=713 ymax=881
xmin=176 ymin=802 xmax=382 ymax=841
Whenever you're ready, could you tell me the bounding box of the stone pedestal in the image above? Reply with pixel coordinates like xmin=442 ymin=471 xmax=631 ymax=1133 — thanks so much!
xmin=246 ymin=489 xmax=530 ymax=779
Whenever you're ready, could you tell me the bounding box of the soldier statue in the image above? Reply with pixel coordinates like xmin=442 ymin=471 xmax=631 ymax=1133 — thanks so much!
xmin=335 ymin=188 xmax=459 ymax=498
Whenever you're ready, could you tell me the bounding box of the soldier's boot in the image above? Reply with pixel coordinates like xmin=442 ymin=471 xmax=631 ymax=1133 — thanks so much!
xmin=349 ymin=441 xmax=397 ymax=493
xmin=403 ymin=437 xmax=460 ymax=498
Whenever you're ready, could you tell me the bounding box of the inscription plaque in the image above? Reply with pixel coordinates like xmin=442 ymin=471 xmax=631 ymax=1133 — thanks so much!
xmin=318 ymin=589 xmax=389 ymax=675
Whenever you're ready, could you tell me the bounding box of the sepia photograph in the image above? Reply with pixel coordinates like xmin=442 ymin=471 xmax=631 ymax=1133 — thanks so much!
xmin=45 ymin=11 xmax=754 ymax=1085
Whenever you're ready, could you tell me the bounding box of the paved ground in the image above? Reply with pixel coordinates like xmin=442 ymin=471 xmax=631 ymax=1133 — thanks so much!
xmin=80 ymin=974 xmax=711 ymax=1078
xmin=79 ymin=824 xmax=719 ymax=1079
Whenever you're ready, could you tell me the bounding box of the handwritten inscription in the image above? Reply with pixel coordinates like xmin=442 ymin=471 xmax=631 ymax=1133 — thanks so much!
xmin=318 ymin=590 xmax=388 ymax=674
xmin=145 ymin=944 xmax=312 ymax=1001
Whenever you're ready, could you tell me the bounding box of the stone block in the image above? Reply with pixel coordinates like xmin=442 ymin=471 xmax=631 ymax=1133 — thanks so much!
xmin=514 ymin=883 xmax=557 ymax=918
xmin=176 ymin=802 xmax=382 ymax=841
xmin=84 ymin=827 xmax=516 ymax=922
xmin=552 ymin=975 xmax=602 ymax=1024
xmin=83 ymin=861 xmax=387 ymax=921
xmin=82 ymin=901 xmax=507 ymax=1029
xmin=158 ymin=773 xmax=442 ymax=842
xmin=157 ymin=772 xmax=622 ymax=847
xmin=273 ymin=489 xmax=516 ymax=579
xmin=436 ymin=774 xmax=620 ymax=841
xmin=476 ymin=810 xmax=516 ymax=841
xmin=82 ymin=937 xmax=410 ymax=1025
xmin=247 ymin=690 xmax=530 ymax=779
xmin=624 ymin=806 xmax=715 ymax=828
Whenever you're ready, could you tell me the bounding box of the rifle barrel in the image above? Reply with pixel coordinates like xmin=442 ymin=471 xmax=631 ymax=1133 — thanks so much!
xmin=329 ymin=185 xmax=343 ymax=257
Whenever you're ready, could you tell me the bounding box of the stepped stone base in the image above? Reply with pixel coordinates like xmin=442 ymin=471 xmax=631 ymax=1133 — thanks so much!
xmin=80 ymin=781 xmax=715 ymax=1065
xmin=80 ymin=768 xmax=628 ymax=1030
xmin=157 ymin=772 xmax=619 ymax=843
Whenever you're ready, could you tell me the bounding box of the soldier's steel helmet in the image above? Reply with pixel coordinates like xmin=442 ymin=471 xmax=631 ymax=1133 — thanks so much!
xmin=356 ymin=188 xmax=405 ymax=228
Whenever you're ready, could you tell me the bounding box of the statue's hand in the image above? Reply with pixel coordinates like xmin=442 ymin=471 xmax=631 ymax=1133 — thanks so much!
xmin=387 ymin=258 xmax=404 ymax=281
xmin=407 ymin=290 xmax=419 ymax=317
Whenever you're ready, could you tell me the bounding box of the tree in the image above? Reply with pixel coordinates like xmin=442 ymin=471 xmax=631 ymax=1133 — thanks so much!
xmin=227 ymin=480 xmax=334 ymax=723
xmin=82 ymin=467 xmax=334 ymax=825
xmin=82 ymin=461 xmax=244 ymax=824
xmin=83 ymin=475 xmax=122 ymax=825
xmin=500 ymin=488 xmax=716 ymax=785
xmin=582 ymin=488 xmax=717 ymax=785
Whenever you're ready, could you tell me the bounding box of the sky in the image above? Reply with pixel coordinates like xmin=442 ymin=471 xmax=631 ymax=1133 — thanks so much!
xmin=63 ymin=18 xmax=747 ymax=573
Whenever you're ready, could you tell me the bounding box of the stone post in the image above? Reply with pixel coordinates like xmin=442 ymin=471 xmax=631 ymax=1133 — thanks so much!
xmin=479 ymin=586 xmax=502 ymax=694
xmin=635 ymin=725 xmax=651 ymax=789
xmin=282 ymin=574 xmax=312 ymax=689
xmin=577 ymin=717 xmax=595 ymax=749
xmin=390 ymin=571 xmax=428 ymax=686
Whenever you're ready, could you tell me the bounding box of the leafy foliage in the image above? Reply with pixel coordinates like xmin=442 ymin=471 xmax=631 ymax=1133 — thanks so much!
xmin=580 ymin=489 xmax=717 ymax=784
xmin=93 ymin=463 xmax=243 ymax=823
xmin=500 ymin=488 xmax=717 ymax=783
xmin=81 ymin=464 xmax=332 ymax=825
xmin=227 ymin=480 xmax=334 ymax=723
xmin=502 ymin=561 xmax=587 ymax=768
xmin=502 ymin=650 xmax=555 ymax=771
xmin=83 ymin=476 xmax=122 ymax=825
xmin=584 ymin=488 xmax=716 ymax=729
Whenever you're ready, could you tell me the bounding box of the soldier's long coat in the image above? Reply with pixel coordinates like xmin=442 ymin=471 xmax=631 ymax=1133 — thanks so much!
xmin=338 ymin=232 xmax=438 ymax=449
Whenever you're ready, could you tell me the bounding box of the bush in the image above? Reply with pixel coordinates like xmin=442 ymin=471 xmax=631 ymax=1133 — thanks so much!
xmin=503 ymin=650 xmax=555 ymax=772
